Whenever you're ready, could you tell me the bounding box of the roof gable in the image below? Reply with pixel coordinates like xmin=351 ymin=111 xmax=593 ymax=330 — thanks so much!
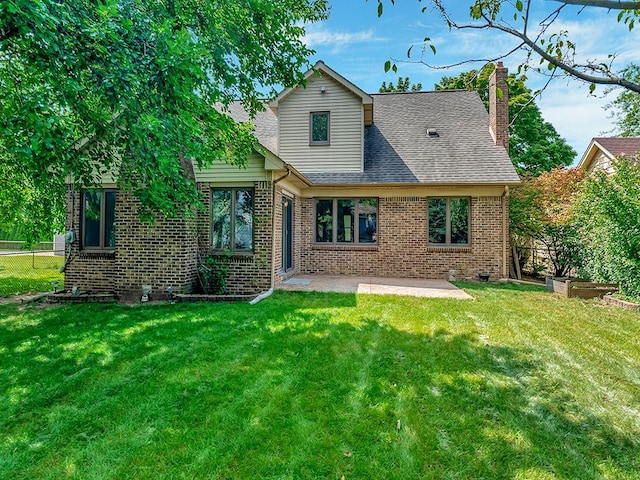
xmin=270 ymin=60 xmax=373 ymax=125
xmin=579 ymin=137 xmax=640 ymax=170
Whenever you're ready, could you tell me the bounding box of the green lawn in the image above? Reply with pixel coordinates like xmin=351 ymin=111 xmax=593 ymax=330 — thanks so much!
xmin=1 ymin=283 xmax=639 ymax=479
xmin=0 ymin=254 xmax=64 ymax=297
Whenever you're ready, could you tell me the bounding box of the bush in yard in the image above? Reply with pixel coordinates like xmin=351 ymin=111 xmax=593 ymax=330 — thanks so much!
xmin=197 ymin=251 xmax=232 ymax=295
xmin=574 ymin=156 xmax=640 ymax=300
xmin=510 ymin=167 xmax=586 ymax=277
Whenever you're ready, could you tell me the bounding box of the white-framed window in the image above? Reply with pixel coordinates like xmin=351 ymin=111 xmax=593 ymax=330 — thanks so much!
xmin=315 ymin=198 xmax=377 ymax=244
xmin=427 ymin=197 xmax=470 ymax=246
xmin=310 ymin=111 xmax=330 ymax=145
xmin=82 ymin=189 xmax=116 ymax=249
xmin=211 ymin=188 xmax=254 ymax=252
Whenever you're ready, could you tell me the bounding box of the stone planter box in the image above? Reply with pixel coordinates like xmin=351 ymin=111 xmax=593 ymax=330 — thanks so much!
xmin=547 ymin=277 xmax=618 ymax=299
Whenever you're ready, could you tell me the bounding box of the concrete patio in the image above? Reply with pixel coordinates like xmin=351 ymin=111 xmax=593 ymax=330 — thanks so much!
xmin=278 ymin=274 xmax=473 ymax=299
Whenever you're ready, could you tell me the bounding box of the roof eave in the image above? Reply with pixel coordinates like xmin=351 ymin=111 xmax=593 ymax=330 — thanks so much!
xmin=306 ymin=180 xmax=522 ymax=188
xmin=578 ymin=139 xmax=615 ymax=171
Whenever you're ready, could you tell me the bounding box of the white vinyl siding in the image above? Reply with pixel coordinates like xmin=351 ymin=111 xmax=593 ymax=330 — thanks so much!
xmin=589 ymin=151 xmax=614 ymax=175
xmin=278 ymin=74 xmax=363 ymax=173
xmin=195 ymin=153 xmax=270 ymax=183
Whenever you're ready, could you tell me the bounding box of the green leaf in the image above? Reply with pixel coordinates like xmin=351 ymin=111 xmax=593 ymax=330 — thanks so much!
xmin=515 ymin=0 xmax=523 ymax=12
xmin=589 ymin=83 xmax=596 ymax=94
xmin=430 ymin=44 xmax=436 ymax=55
xmin=378 ymin=1 xmax=383 ymax=17
xmin=384 ymin=60 xmax=391 ymax=72
xmin=392 ymin=63 xmax=398 ymax=73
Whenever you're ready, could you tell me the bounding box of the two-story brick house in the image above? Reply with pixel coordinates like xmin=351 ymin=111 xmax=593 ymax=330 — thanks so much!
xmin=63 ymin=61 xmax=520 ymax=299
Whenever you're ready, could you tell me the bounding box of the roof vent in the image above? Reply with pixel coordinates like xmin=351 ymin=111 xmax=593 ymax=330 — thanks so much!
xmin=427 ymin=128 xmax=439 ymax=138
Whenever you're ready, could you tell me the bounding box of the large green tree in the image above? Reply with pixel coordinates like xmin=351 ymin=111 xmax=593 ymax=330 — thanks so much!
xmin=0 ymin=0 xmax=327 ymax=243
xmin=376 ymin=0 xmax=640 ymax=94
xmin=574 ymin=156 xmax=640 ymax=299
xmin=435 ymin=64 xmax=576 ymax=176
xmin=606 ymin=64 xmax=640 ymax=136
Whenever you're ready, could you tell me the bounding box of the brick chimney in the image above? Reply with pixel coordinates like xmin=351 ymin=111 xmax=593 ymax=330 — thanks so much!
xmin=489 ymin=62 xmax=509 ymax=152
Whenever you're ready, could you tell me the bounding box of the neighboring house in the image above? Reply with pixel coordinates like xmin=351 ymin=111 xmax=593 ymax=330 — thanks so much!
xmin=578 ymin=137 xmax=640 ymax=175
xmin=63 ymin=61 xmax=520 ymax=299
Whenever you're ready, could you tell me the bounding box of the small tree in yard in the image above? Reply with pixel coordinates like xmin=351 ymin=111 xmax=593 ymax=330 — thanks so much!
xmin=574 ymin=157 xmax=640 ymax=300
xmin=510 ymin=167 xmax=586 ymax=277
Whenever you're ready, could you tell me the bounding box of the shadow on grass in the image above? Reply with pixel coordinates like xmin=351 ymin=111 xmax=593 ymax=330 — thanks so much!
xmin=0 ymin=293 xmax=637 ymax=479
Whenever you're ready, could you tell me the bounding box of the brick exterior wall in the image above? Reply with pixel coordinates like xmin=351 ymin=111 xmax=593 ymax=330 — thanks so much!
xmin=197 ymin=181 xmax=273 ymax=295
xmin=64 ymin=181 xmax=274 ymax=299
xmin=273 ymin=186 xmax=303 ymax=286
xmin=299 ymin=196 xmax=507 ymax=280
xmin=113 ymin=192 xmax=198 ymax=301
xmin=63 ymin=187 xmax=199 ymax=300
xmin=64 ymin=184 xmax=508 ymax=298
xmin=63 ymin=186 xmax=117 ymax=293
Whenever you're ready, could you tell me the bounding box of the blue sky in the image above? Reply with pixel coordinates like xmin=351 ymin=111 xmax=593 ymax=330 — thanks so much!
xmin=301 ymin=0 xmax=639 ymax=160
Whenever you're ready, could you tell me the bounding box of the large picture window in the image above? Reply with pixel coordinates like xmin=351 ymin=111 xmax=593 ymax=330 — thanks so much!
xmin=310 ymin=112 xmax=330 ymax=145
xmin=82 ymin=189 xmax=116 ymax=249
xmin=315 ymin=198 xmax=377 ymax=244
xmin=211 ymin=188 xmax=254 ymax=252
xmin=428 ymin=197 xmax=470 ymax=246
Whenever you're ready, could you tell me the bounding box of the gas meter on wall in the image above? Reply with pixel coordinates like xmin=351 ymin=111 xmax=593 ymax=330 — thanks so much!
xmin=65 ymin=230 xmax=76 ymax=243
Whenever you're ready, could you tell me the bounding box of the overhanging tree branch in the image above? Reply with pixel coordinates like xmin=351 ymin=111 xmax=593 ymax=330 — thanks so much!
xmin=423 ymin=0 xmax=640 ymax=93
xmin=553 ymin=0 xmax=640 ymax=9
xmin=489 ymin=21 xmax=640 ymax=93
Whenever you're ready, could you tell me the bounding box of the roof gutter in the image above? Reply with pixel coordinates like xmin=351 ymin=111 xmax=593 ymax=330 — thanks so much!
xmin=305 ymin=180 xmax=521 ymax=188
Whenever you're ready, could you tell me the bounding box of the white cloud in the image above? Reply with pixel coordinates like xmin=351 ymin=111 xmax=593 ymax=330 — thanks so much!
xmin=537 ymin=81 xmax=617 ymax=160
xmin=303 ymin=25 xmax=382 ymax=53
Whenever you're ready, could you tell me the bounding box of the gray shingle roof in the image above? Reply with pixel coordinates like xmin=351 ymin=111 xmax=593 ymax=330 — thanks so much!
xmin=228 ymin=90 xmax=520 ymax=185
xmin=306 ymin=91 xmax=519 ymax=185
xmin=226 ymin=102 xmax=279 ymax=155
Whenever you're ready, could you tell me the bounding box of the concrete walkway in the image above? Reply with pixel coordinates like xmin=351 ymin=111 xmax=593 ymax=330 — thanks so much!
xmin=279 ymin=274 xmax=473 ymax=299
